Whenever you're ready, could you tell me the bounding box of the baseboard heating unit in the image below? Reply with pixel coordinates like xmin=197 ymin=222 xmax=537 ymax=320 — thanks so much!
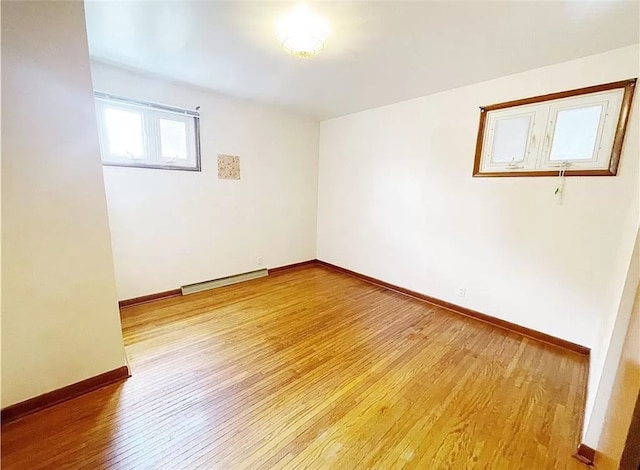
xmin=181 ymin=268 xmax=268 ymax=295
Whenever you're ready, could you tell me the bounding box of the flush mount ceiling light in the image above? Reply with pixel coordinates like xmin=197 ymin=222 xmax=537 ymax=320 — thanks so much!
xmin=275 ymin=4 xmax=330 ymax=58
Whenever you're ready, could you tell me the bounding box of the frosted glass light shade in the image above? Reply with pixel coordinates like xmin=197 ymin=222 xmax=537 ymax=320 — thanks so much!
xmin=275 ymin=4 xmax=330 ymax=58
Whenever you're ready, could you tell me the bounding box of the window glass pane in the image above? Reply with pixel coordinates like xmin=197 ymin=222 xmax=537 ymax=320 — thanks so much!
xmin=104 ymin=107 xmax=145 ymax=159
xmin=160 ymin=119 xmax=188 ymax=160
xmin=550 ymin=105 xmax=602 ymax=161
xmin=491 ymin=115 xmax=530 ymax=163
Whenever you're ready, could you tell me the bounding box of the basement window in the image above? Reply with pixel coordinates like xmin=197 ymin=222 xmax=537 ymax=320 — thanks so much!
xmin=94 ymin=92 xmax=201 ymax=171
xmin=473 ymin=79 xmax=636 ymax=177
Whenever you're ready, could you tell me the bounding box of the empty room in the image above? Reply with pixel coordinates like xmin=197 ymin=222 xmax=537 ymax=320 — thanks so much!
xmin=2 ymin=1 xmax=639 ymax=469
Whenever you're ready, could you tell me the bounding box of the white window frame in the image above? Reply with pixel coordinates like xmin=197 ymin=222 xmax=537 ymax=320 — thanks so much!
xmin=481 ymin=106 xmax=543 ymax=173
xmin=473 ymin=79 xmax=636 ymax=177
xmin=95 ymin=92 xmax=201 ymax=172
xmin=540 ymin=93 xmax=618 ymax=171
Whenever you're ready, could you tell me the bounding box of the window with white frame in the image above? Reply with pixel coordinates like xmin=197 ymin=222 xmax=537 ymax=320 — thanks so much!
xmin=94 ymin=92 xmax=201 ymax=171
xmin=473 ymin=79 xmax=636 ymax=177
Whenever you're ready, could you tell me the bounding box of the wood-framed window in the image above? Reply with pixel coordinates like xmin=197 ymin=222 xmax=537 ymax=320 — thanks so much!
xmin=473 ymin=79 xmax=636 ymax=177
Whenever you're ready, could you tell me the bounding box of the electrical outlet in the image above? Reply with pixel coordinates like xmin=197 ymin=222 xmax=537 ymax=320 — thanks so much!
xmin=458 ymin=287 xmax=466 ymax=297
xmin=257 ymin=256 xmax=263 ymax=266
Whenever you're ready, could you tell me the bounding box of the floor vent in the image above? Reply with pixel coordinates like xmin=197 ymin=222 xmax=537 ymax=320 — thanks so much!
xmin=181 ymin=269 xmax=268 ymax=295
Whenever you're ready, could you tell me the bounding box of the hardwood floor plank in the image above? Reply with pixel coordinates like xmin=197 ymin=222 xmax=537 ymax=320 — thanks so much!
xmin=1 ymin=265 xmax=589 ymax=469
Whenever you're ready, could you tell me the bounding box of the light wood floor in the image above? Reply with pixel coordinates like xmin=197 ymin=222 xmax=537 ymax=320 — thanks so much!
xmin=1 ymin=265 xmax=589 ymax=469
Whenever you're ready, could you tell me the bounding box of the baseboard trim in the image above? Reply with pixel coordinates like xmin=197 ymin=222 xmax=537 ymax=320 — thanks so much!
xmin=116 ymin=259 xmax=589 ymax=355
xmin=118 ymin=262 xmax=318 ymax=308
xmin=268 ymin=260 xmax=318 ymax=274
xmin=315 ymin=259 xmax=590 ymax=356
xmin=574 ymin=443 xmax=596 ymax=466
xmin=1 ymin=365 xmax=131 ymax=424
xmin=119 ymin=289 xmax=182 ymax=308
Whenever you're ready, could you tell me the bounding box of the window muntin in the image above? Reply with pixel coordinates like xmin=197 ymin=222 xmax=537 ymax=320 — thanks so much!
xmin=95 ymin=93 xmax=201 ymax=171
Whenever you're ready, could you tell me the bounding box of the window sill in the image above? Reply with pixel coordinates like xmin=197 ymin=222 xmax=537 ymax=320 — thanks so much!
xmin=472 ymin=168 xmax=616 ymax=177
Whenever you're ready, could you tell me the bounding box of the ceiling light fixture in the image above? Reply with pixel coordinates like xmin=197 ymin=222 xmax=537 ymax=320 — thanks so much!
xmin=275 ymin=4 xmax=330 ymax=58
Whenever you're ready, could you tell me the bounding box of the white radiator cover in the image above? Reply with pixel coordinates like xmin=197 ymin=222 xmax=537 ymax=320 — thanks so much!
xmin=181 ymin=269 xmax=268 ymax=295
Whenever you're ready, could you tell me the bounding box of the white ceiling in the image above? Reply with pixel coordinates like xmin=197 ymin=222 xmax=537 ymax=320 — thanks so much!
xmin=85 ymin=1 xmax=639 ymax=120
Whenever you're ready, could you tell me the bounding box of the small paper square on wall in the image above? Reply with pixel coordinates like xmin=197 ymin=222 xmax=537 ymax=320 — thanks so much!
xmin=217 ymin=154 xmax=240 ymax=180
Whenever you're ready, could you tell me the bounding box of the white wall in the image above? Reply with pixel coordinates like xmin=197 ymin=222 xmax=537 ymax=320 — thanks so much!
xmin=583 ymin=140 xmax=639 ymax=441
xmin=583 ymin=229 xmax=639 ymax=447
xmin=318 ymin=45 xmax=639 ymax=348
xmin=317 ymin=45 xmax=639 ymax=438
xmin=90 ymin=63 xmax=319 ymax=300
xmin=592 ymin=284 xmax=640 ymax=469
xmin=1 ymin=1 xmax=127 ymax=407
